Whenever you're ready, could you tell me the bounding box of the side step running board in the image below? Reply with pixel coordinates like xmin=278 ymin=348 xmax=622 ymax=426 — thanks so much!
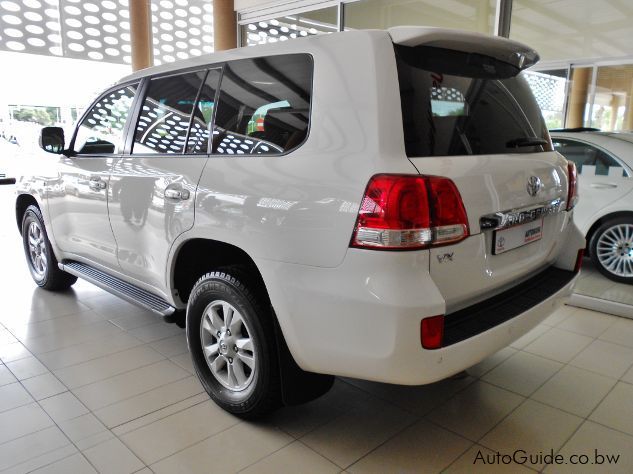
xmin=59 ymin=261 xmax=176 ymax=316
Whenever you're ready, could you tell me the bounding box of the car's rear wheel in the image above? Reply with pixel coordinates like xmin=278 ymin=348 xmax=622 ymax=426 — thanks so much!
xmin=590 ymin=217 xmax=633 ymax=284
xmin=186 ymin=268 xmax=281 ymax=418
xmin=21 ymin=205 xmax=77 ymax=291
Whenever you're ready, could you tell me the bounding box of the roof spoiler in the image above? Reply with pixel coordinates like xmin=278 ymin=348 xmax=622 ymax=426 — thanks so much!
xmin=388 ymin=26 xmax=539 ymax=70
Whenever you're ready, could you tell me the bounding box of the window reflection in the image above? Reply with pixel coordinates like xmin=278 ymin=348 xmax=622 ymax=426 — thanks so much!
xmin=212 ymin=54 xmax=312 ymax=155
xmin=133 ymin=72 xmax=206 ymax=154
xmin=74 ymin=85 xmax=137 ymax=155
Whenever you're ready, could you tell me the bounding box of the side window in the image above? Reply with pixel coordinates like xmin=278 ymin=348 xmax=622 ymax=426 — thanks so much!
xmin=553 ymin=139 xmax=625 ymax=176
xmin=186 ymin=68 xmax=221 ymax=154
xmin=73 ymin=84 xmax=137 ymax=155
xmin=213 ymin=54 xmax=312 ymax=155
xmin=133 ymin=71 xmax=206 ymax=154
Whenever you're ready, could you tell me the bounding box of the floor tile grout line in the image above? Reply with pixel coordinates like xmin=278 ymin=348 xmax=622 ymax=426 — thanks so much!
xmin=53 ymin=351 xmax=169 ymax=391
xmin=70 ymin=370 xmax=194 ymax=415
xmin=142 ymin=417 xmax=252 ymax=468
xmin=233 ymin=437 xmax=304 ymax=473
xmin=108 ymin=393 xmax=210 ymax=433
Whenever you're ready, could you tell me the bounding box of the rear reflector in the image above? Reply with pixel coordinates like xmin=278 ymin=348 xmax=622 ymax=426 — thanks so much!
xmin=421 ymin=315 xmax=444 ymax=349
xmin=574 ymin=248 xmax=585 ymax=273
xmin=351 ymin=174 xmax=469 ymax=250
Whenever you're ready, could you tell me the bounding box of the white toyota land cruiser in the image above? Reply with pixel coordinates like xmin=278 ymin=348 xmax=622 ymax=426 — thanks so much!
xmin=16 ymin=27 xmax=585 ymax=417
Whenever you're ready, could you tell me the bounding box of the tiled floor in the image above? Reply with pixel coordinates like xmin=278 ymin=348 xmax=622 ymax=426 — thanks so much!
xmin=2 ymin=186 xmax=633 ymax=473
xmin=574 ymin=259 xmax=633 ymax=306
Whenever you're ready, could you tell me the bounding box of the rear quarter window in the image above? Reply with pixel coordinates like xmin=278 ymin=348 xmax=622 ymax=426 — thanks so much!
xmin=212 ymin=54 xmax=312 ymax=155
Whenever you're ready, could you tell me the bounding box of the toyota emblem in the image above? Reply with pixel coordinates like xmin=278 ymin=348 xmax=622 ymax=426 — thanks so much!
xmin=527 ymin=176 xmax=542 ymax=197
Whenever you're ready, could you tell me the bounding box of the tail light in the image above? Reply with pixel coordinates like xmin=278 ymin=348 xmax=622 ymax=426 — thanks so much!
xmin=351 ymin=174 xmax=469 ymax=250
xmin=567 ymin=162 xmax=579 ymax=211
xmin=421 ymin=315 xmax=444 ymax=349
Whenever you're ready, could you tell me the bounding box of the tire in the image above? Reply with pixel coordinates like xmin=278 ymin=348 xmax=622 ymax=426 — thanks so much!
xmin=21 ymin=205 xmax=78 ymax=291
xmin=186 ymin=268 xmax=281 ymax=418
xmin=589 ymin=216 xmax=633 ymax=284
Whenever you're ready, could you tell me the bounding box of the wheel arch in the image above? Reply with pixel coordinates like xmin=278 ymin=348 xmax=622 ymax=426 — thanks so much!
xmin=586 ymin=210 xmax=633 ymax=256
xmin=15 ymin=193 xmax=40 ymax=234
xmin=170 ymin=238 xmax=270 ymax=307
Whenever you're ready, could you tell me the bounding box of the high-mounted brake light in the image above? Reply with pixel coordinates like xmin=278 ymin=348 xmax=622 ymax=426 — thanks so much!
xmin=567 ymin=162 xmax=579 ymax=211
xmin=351 ymin=174 xmax=469 ymax=250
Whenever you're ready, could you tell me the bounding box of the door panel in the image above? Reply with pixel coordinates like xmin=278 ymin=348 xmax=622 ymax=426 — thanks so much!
xmin=48 ymin=156 xmax=118 ymax=268
xmin=48 ymin=84 xmax=138 ymax=269
xmin=108 ymin=69 xmax=218 ymax=291
xmin=108 ymin=157 xmax=206 ymax=289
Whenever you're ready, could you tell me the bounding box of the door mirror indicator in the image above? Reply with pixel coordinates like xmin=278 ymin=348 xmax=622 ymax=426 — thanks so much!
xmin=39 ymin=127 xmax=65 ymax=154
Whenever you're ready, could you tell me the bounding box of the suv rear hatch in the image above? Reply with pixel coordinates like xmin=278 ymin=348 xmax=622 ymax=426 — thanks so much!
xmin=390 ymin=27 xmax=572 ymax=312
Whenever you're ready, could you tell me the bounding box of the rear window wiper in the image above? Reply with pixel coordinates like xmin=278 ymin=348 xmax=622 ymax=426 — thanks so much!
xmin=506 ymin=137 xmax=548 ymax=148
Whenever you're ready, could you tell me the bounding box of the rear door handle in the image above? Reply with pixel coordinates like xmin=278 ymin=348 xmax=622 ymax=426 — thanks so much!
xmin=89 ymin=176 xmax=107 ymax=190
xmin=165 ymin=187 xmax=190 ymax=201
xmin=590 ymin=183 xmax=618 ymax=189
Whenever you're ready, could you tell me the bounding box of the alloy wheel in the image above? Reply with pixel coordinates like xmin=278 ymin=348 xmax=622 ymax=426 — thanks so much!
xmin=27 ymin=221 xmax=48 ymax=278
xmin=199 ymin=299 xmax=256 ymax=391
xmin=596 ymin=223 xmax=633 ymax=278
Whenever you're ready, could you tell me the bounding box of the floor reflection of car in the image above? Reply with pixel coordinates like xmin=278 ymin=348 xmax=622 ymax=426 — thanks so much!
xmin=551 ymin=129 xmax=633 ymax=283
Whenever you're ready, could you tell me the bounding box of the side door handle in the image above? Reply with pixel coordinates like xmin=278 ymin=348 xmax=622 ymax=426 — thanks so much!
xmin=590 ymin=183 xmax=618 ymax=189
xmin=89 ymin=176 xmax=107 ymax=191
xmin=165 ymin=187 xmax=190 ymax=201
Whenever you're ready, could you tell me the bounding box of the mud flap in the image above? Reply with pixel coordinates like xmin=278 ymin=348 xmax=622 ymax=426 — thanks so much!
xmin=273 ymin=313 xmax=334 ymax=406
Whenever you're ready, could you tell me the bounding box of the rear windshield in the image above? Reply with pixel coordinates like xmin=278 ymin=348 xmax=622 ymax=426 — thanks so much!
xmin=395 ymin=45 xmax=551 ymax=157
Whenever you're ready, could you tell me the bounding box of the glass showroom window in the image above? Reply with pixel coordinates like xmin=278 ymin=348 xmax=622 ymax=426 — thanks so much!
xmin=524 ymin=69 xmax=568 ymax=129
xmin=511 ymin=0 xmax=633 ymax=62
xmin=343 ymin=0 xmax=495 ymax=34
xmin=240 ymin=6 xmax=338 ymax=46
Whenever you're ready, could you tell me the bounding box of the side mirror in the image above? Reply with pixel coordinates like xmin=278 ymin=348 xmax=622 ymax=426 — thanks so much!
xmin=39 ymin=127 xmax=65 ymax=154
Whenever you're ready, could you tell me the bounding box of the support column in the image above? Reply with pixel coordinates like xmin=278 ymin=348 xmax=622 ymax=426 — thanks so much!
xmin=609 ymin=94 xmax=622 ymax=131
xmin=129 ymin=0 xmax=153 ymax=71
xmin=624 ymin=82 xmax=633 ymax=131
xmin=213 ymin=0 xmax=237 ymax=51
xmin=566 ymin=67 xmax=591 ymax=128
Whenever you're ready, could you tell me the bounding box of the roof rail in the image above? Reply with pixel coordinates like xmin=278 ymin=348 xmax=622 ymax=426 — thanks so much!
xmin=549 ymin=127 xmax=601 ymax=132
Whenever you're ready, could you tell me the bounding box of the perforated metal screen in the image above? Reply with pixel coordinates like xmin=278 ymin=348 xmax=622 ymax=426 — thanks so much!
xmin=0 ymin=0 xmax=214 ymax=65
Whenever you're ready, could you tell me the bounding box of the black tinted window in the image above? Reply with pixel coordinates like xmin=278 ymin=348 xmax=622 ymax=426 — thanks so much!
xmin=395 ymin=45 xmax=551 ymax=157
xmin=553 ymin=139 xmax=625 ymax=176
xmin=213 ymin=54 xmax=312 ymax=155
xmin=133 ymin=72 xmax=205 ymax=154
xmin=186 ymin=69 xmax=221 ymax=154
xmin=74 ymin=84 xmax=137 ymax=155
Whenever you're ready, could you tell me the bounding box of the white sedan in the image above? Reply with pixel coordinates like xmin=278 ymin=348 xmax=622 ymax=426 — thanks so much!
xmin=551 ymin=130 xmax=633 ymax=283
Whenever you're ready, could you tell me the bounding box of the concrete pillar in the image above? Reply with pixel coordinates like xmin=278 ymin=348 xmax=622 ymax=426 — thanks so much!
xmin=609 ymin=94 xmax=622 ymax=131
xmin=566 ymin=67 xmax=591 ymax=128
xmin=129 ymin=0 xmax=153 ymax=71
xmin=624 ymin=83 xmax=633 ymax=131
xmin=213 ymin=0 xmax=237 ymax=51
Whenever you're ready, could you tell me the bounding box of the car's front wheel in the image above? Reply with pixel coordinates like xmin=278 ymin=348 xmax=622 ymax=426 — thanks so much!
xmin=186 ymin=269 xmax=281 ymax=418
xmin=590 ymin=217 xmax=633 ymax=284
xmin=21 ymin=205 xmax=77 ymax=291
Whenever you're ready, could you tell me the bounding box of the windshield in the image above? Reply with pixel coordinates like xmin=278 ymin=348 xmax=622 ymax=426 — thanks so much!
xmin=395 ymin=45 xmax=552 ymax=157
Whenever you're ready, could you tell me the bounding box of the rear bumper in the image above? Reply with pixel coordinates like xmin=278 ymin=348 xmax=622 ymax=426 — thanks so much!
xmin=258 ymin=249 xmax=578 ymax=386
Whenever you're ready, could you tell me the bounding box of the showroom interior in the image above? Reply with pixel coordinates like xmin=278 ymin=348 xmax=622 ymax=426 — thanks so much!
xmin=1 ymin=0 xmax=633 ymax=472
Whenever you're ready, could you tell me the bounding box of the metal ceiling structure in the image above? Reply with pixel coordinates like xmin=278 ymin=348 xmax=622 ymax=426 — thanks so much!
xmin=0 ymin=0 xmax=214 ymax=65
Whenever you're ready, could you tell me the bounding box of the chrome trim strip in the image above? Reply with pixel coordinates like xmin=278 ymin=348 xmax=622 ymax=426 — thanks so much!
xmin=480 ymin=198 xmax=564 ymax=231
